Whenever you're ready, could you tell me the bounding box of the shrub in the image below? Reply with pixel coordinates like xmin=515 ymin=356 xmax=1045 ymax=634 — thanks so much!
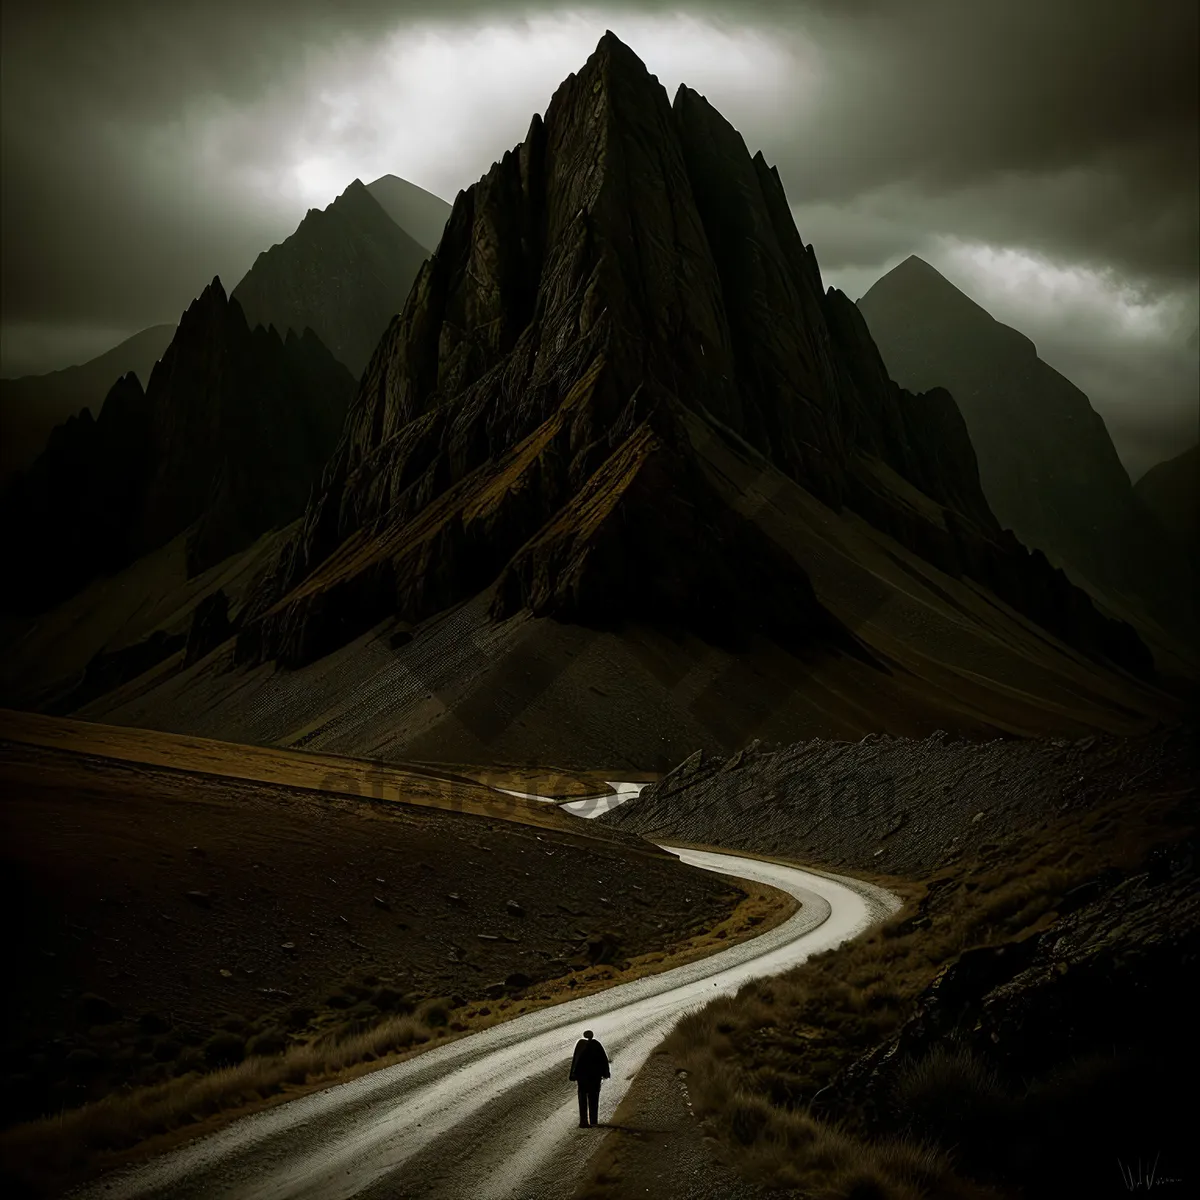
xmin=77 ymin=994 xmax=120 ymax=1026
xmin=419 ymin=1000 xmax=450 ymax=1028
xmin=893 ymin=1045 xmax=1008 ymax=1138
xmin=65 ymin=1048 xmax=102 ymax=1076
xmin=153 ymin=1038 xmax=183 ymax=1063
xmin=173 ymin=1048 xmax=204 ymax=1076
xmin=370 ymin=987 xmax=411 ymax=1013
xmin=286 ymin=1005 xmax=315 ymax=1029
xmin=246 ymin=1028 xmax=288 ymax=1058
xmin=726 ymin=1091 xmax=772 ymax=1146
xmin=202 ymin=1032 xmax=246 ymax=1068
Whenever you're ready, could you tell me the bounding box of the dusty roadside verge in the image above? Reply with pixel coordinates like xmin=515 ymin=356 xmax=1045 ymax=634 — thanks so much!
xmin=574 ymin=1047 xmax=772 ymax=1200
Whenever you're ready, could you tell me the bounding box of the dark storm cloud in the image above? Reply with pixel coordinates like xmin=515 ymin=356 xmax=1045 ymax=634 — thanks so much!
xmin=2 ymin=0 xmax=1196 ymax=470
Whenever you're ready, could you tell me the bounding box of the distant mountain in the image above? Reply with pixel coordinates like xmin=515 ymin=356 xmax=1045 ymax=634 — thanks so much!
xmin=0 ymin=324 xmax=175 ymax=482
xmin=367 ymin=175 xmax=454 ymax=253
xmin=140 ymin=279 xmax=356 ymax=574
xmin=1135 ymin=444 xmax=1199 ymax=560
xmin=858 ymin=256 xmax=1189 ymax=634
xmin=231 ymin=179 xmax=430 ymax=378
xmin=2 ymin=279 xmax=354 ymax=613
xmin=1 ymin=372 xmax=155 ymax=613
xmin=52 ymin=34 xmax=1177 ymax=766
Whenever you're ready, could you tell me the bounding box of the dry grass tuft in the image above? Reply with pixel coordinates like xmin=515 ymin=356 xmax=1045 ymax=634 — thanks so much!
xmin=0 ymin=1012 xmax=434 ymax=1195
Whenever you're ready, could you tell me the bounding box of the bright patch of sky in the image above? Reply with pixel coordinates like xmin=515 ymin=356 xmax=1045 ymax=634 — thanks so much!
xmin=937 ymin=240 xmax=1197 ymax=348
xmin=273 ymin=11 xmax=809 ymax=210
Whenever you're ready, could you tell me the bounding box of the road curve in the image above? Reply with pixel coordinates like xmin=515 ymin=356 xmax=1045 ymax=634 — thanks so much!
xmin=76 ymin=849 xmax=900 ymax=1200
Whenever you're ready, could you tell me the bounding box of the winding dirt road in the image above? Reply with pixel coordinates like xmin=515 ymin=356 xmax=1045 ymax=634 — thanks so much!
xmin=77 ymin=846 xmax=899 ymax=1200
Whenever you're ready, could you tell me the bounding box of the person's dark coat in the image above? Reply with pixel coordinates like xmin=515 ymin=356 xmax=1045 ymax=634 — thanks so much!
xmin=569 ymin=1037 xmax=610 ymax=1083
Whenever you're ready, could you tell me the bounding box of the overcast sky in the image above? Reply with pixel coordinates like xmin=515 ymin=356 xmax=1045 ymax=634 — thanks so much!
xmin=2 ymin=0 xmax=1196 ymax=478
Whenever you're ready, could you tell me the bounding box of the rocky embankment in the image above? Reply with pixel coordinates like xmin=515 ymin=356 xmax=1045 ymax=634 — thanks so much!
xmin=603 ymin=726 xmax=1195 ymax=875
xmin=818 ymin=832 xmax=1199 ymax=1199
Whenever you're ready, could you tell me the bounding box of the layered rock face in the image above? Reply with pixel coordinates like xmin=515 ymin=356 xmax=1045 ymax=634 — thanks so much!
xmin=232 ymin=179 xmax=431 ymax=378
xmin=859 ymin=256 xmax=1190 ymax=636
xmin=236 ymin=33 xmax=1148 ymax=679
xmin=2 ymin=280 xmax=354 ymax=612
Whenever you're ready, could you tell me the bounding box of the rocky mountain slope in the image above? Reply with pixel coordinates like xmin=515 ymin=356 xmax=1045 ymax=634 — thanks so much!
xmin=0 ymin=324 xmax=174 ymax=483
xmin=231 ymin=179 xmax=431 ymax=379
xmin=4 ymin=35 xmax=1178 ymax=759
xmin=858 ymin=256 xmax=1190 ymax=639
xmin=1 ymin=280 xmax=353 ymax=613
xmin=366 ymin=174 xmax=453 ymax=253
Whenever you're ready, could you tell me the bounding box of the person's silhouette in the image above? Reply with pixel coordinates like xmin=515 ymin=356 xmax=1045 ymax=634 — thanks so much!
xmin=568 ymin=1029 xmax=610 ymax=1127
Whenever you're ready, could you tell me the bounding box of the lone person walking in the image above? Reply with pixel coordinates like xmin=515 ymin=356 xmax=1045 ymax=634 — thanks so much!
xmin=569 ymin=1029 xmax=610 ymax=1127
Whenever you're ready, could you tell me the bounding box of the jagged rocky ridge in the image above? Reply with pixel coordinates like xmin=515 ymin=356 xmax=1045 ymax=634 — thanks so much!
xmin=233 ymin=33 xmax=1148 ymax=678
xmin=0 ymin=323 xmax=175 ymax=483
xmin=2 ymin=279 xmax=354 ymax=612
xmin=232 ymin=179 xmax=432 ymax=379
xmin=2 ymin=372 xmax=155 ymax=612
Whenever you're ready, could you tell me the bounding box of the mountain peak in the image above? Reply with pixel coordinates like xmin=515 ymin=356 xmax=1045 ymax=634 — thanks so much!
xmin=231 ymin=175 xmax=430 ymax=376
xmin=179 ymin=275 xmax=252 ymax=347
xmin=897 ymin=254 xmax=940 ymax=277
xmin=331 ymin=178 xmax=373 ymax=210
xmin=877 ymin=255 xmax=956 ymax=294
xmin=364 ymin=175 xmax=452 ymax=253
xmin=596 ymin=29 xmax=637 ymax=56
xmin=860 ymin=255 xmax=999 ymax=331
xmin=176 ymin=276 xmax=236 ymax=333
xmin=573 ymin=28 xmax=661 ymax=98
xmin=858 ymin=246 xmax=1188 ymax=632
